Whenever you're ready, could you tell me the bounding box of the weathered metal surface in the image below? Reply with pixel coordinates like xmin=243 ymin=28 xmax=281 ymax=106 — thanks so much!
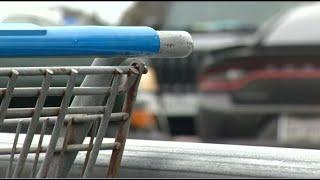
xmin=0 ymin=142 xmax=118 ymax=155
xmin=82 ymin=74 xmax=122 ymax=177
xmin=0 ymin=70 xmax=18 ymax=124
xmin=37 ymin=69 xmax=83 ymax=178
xmin=5 ymin=106 xmax=117 ymax=118
xmin=0 ymin=136 xmax=320 ymax=178
xmin=80 ymin=121 xmax=98 ymax=177
xmin=2 ymin=113 xmax=128 ymax=126
xmin=5 ymin=122 xmax=21 ymax=178
xmin=0 ymin=62 xmax=145 ymax=178
xmin=45 ymin=57 xmax=128 ymax=178
xmin=0 ymin=66 xmax=135 ymax=76
xmin=54 ymin=117 xmax=73 ymax=178
xmin=11 ymin=69 xmax=52 ymax=178
xmin=0 ymin=87 xmax=116 ymax=97
xmin=30 ymin=118 xmax=47 ymax=178
xmin=43 ymin=58 xmax=146 ymax=178
xmin=107 ymin=62 xmax=144 ymax=177
xmin=94 ymin=139 xmax=320 ymax=178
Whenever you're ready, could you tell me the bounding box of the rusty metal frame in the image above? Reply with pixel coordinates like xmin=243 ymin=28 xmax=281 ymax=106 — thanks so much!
xmin=0 ymin=60 xmax=146 ymax=178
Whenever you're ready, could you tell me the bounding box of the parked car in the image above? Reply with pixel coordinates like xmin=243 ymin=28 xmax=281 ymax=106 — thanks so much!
xmin=148 ymin=1 xmax=301 ymax=135
xmin=196 ymin=2 xmax=320 ymax=148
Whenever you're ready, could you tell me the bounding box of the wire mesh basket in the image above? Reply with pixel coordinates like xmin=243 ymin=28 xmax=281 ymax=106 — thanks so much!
xmin=0 ymin=23 xmax=193 ymax=178
xmin=0 ymin=64 xmax=146 ymax=178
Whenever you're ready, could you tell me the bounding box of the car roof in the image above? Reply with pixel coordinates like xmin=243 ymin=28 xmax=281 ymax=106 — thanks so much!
xmin=261 ymin=2 xmax=320 ymax=46
xmin=191 ymin=32 xmax=249 ymax=52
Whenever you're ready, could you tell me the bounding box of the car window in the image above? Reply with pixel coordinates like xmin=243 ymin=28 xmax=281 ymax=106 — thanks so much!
xmin=163 ymin=1 xmax=300 ymax=32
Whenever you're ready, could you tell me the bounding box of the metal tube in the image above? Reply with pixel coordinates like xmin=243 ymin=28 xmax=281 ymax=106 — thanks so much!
xmin=0 ymin=66 xmax=133 ymax=76
xmin=107 ymin=64 xmax=144 ymax=177
xmin=55 ymin=118 xmax=74 ymax=177
xmin=81 ymin=120 xmax=98 ymax=177
xmin=0 ymin=87 xmax=115 ymax=97
xmin=5 ymin=121 xmax=21 ymax=178
xmin=6 ymin=106 xmax=106 ymax=118
xmin=75 ymin=139 xmax=320 ymax=178
xmin=0 ymin=143 xmax=118 ymax=155
xmin=2 ymin=113 xmax=128 ymax=126
xmin=36 ymin=69 xmax=77 ymax=178
xmin=12 ymin=69 xmax=52 ymax=178
xmin=30 ymin=118 xmax=48 ymax=178
xmin=0 ymin=70 xmax=19 ymax=124
xmin=63 ymin=143 xmax=119 ymax=152
xmin=3 ymin=137 xmax=320 ymax=178
xmin=82 ymin=74 xmax=122 ymax=177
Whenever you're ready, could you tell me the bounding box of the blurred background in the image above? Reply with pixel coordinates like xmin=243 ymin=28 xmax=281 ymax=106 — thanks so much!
xmin=3 ymin=1 xmax=320 ymax=149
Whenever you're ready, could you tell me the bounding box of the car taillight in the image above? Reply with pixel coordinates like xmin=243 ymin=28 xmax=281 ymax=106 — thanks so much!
xmin=225 ymin=69 xmax=246 ymax=81
xmin=199 ymin=68 xmax=247 ymax=91
xmin=199 ymin=63 xmax=320 ymax=92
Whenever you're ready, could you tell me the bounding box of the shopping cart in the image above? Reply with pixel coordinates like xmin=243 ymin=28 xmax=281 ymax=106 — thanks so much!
xmin=0 ymin=23 xmax=193 ymax=178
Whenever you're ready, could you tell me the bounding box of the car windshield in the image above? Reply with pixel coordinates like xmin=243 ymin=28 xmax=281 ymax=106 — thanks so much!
xmin=163 ymin=1 xmax=301 ymax=32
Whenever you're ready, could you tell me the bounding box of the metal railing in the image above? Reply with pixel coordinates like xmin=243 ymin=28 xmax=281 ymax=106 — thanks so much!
xmin=1 ymin=137 xmax=320 ymax=178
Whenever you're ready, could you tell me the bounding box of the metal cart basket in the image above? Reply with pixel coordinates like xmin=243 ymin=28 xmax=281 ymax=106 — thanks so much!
xmin=0 ymin=23 xmax=193 ymax=178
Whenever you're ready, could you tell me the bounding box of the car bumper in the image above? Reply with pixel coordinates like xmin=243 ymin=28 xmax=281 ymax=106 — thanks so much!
xmin=199 ymin=93 xmax=320 ymax=114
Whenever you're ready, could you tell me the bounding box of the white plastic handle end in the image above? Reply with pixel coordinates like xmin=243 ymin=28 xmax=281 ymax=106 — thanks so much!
xmin=151 ymin=31 xmax=194 ymax=58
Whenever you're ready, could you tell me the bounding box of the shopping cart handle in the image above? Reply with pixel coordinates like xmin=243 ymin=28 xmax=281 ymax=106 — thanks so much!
xmin=0 ymin=23 xmax=193 ymax=58
xmin=151 ymin=31 xmax=193 ymax=58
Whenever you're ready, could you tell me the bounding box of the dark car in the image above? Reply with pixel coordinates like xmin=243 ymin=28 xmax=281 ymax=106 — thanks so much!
xmin=196 ymin=2 xmax=320 ymax=147
xmin=150 ymin=1 xmax=301 ymax=136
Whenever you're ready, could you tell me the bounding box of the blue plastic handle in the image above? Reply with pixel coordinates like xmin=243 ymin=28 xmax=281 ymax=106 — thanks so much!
xmin=0 ymin=23 xmax=161 ymax=57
